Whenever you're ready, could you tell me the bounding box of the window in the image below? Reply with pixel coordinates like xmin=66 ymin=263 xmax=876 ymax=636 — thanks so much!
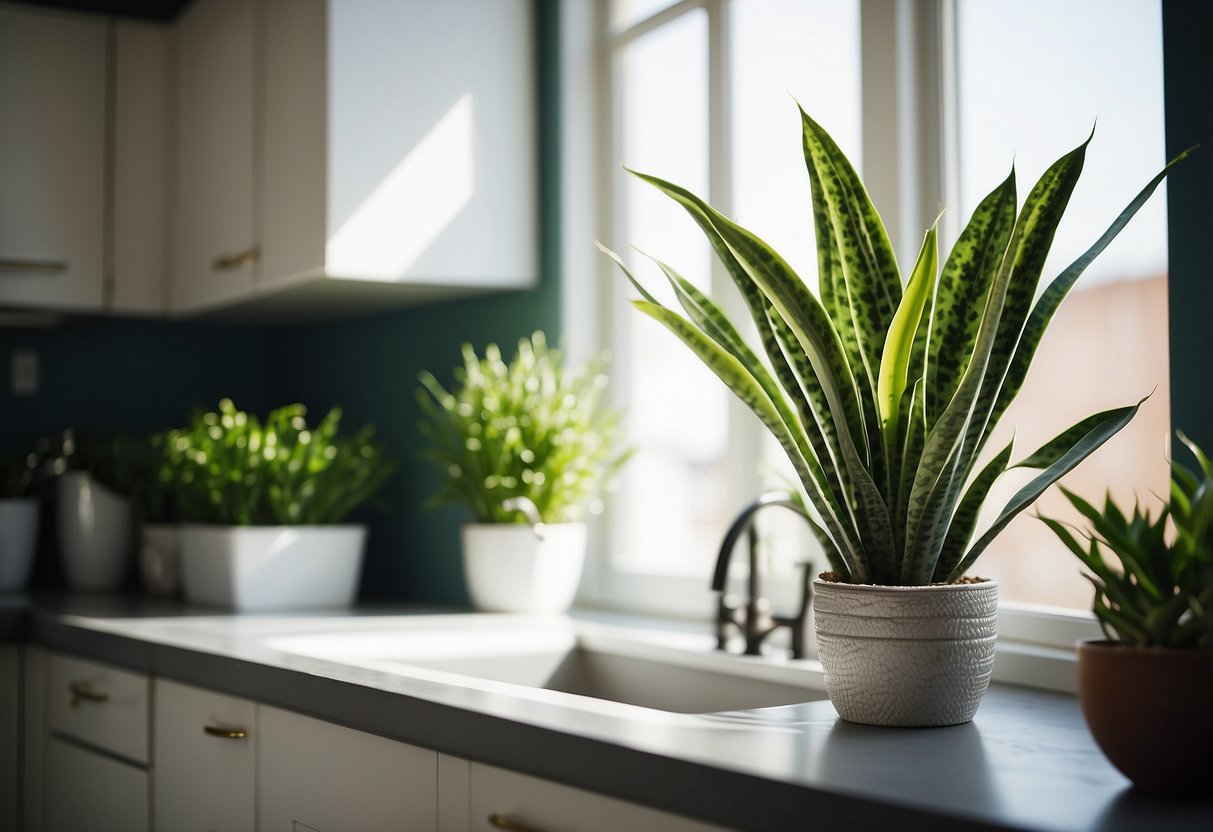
xmin=575 ymin=0 xmax=1171 ymax=649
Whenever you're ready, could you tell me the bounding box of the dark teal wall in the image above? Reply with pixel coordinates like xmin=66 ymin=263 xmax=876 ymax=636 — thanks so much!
xmin=0 ymin=0 xmax=561 ymax=602
xmin=1163 ymin=0 xmax=1213 ymax=462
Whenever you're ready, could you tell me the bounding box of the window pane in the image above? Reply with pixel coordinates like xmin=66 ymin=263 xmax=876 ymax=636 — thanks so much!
xmin=732 ymin=0 xmax=862 ymax=289
xmin=956 ymin=0 xmax=1168 ymax=608
xmin=612 ymin=9 xmax=726 ymax=576
xmin=733 ymin=0 xmax=862 ymax=577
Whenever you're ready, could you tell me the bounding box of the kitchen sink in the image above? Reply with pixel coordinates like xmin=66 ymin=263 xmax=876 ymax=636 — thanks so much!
xmin=265 ymin=617 xmax=826 ymax=714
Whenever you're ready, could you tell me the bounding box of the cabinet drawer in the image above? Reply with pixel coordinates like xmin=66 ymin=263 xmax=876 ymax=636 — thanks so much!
xmin=154 ymin=678 xmax=257 ymax=832
xmin=469 ymin=764 xmax=728 ymax=832
xmin=45 ymin=735 xmax=149 ymax=832
xmin=46 ymin=652 xmax=149 ymax=764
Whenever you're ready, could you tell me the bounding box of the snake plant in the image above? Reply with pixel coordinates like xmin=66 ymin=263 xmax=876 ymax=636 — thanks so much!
xmin=602 ymin=106 xmax=1187 ymax=586
xmin=1040 ymin=433 xmax=1212 ymax=649
xmin=418 ymin=332 xmax=628 ymax=524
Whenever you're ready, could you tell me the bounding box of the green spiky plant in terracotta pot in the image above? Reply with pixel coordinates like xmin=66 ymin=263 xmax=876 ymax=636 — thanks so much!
xmin=1041 ymin=432 xmax=1212 ymax=795
xmin=602 ymin=105 xmax=1187 ymax=727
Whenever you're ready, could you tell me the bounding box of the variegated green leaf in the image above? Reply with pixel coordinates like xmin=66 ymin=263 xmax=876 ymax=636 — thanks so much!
xmin=981 ymin=149 xmax=1190 ymax=441
xmin=948 ymin=399 xmax=1143 ymax=580
xmin=631 ymin=300 xmax=869 ymax=580
xmin=878 ymin=226 xmax=938 ymax=440
xmin=933 ymin=441 xmax=1014 ymax=581
xmin=927 ymin=169 xmax=1016 ymax=424
xmin=1012 ymin=406 xmax=1143 ymax=470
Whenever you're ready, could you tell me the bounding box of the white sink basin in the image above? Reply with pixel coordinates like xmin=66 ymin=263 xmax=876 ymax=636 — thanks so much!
xmin=265 ymin=616 xmax=827 ymax=714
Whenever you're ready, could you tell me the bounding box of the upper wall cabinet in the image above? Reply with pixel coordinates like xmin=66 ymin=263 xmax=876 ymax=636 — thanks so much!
xmin=173 ymin=0 xmax=538 ymax=318
xmin=0 ymin=6 xmax=170 ymax=315
xmin=0 ymin=6 xmax=106 ymax=311
xmin=173 ymin=0 xmax=258 ymax=312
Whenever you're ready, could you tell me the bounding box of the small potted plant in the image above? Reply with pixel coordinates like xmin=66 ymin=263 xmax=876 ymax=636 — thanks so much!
xmin=133 ymin=432 xmax=183 ymax=597
xmin=52 ymin=430 xmax=137 ymax=591
xmin=418 ymin=332 xmax=628 ymax=613
xmin=1040 ymin=433 xmax=1212 ymax=797
xmin=603 ymin=105 xmax=1186 ymax=726
xmin=168 ymin=399 xmax=394 ymax=611
xmin=0 ymin=448 xmax=38 ymax=592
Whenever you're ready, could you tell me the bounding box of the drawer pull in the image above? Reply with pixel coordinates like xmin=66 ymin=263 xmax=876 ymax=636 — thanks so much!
xmin=203 ymin=725 xmax=248 ymax=739
xmin=211 ymin=247 xmax=258 ymax=272
xmin=488 ymin=814 xmax=548 ymax=832
xmin=68 ymin=681 xmax=109 ymax=710
xmin=0 ymin=257 xmax=68 ymax=274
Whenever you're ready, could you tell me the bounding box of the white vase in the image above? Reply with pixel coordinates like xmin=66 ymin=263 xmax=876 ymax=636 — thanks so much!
xmin=179 ymin=525 xmax=367 ymax=611
xmin=57 ymin=471 xmax=132 ymax=591
xmin=812 ymin=578 xmax=999 ymax=727
xmin=0 ymin=498 xmax=39 ymax=591
xmin=462 ymin=523 xmax=587 ymax=613
xmin=140 ymin=524 xmax=182 ymax=597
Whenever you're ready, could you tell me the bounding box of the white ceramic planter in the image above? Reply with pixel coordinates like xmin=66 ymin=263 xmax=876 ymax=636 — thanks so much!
xmin=0 ymin=498 xmax=39 ymax=591
xmin=813 ymin=578 xmax=999 ymax=727
xmin=57 ymin=471 xmax=132 ymax=591
xmin=462 ymin=523 xmax=587 ymax=613
xmin=180 ymin=525 xmax=367 ymax=611
xmin=140 ymin=524 xmax=182 ymax=597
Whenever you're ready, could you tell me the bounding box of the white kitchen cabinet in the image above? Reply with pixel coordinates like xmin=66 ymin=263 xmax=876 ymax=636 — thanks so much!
xmin=172 ymin=0 xmax=258 ymax=312
xmin=45 ymin=652 xmax=150 ymax=765
xmin=112 ymin=20 xmax=172 ymax=314
xmin=0 ymin=647 xmax=17 ymax=832
xmin=469 ymin=763 xmax=727 ymax=832
xmin=153 ymin=679 xmax=257 ymax=832
xmin=254 ymin=0 xmax=537 ymax=311
xmin=0 ymin=5 xmax=106 ymax=311
xmin=258 ymin=704 xmax=439 ymax=831
xmin=45 ymin=736 xmax=149 ymax=832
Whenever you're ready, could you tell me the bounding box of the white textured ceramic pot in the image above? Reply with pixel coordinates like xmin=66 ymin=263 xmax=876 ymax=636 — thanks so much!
xmin=0 ymin=498 xmax=39 ymax=591
xmin=57 ymin=471 xmax=132 ymax=591
xmin=813 ymin=578 xmax=999 ymax=727
xmin=140 ymin=524 xmax=182 ymax=597
xmin=462 ymin=523 xmax=587 ymax=613
xmin=180 ymin=525 xmax=367 ymax=611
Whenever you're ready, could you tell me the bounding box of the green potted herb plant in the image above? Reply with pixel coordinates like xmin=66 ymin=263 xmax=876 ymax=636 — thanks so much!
xmin=133 ymin=431 xmax=183 ymax=597
xmin=1040 ymin=432 xmax=1212 ymax=796
xmin=167 ymin=399 xmax=394 ymax=611
xmin=602 ymin=106 xmax=1185 ymax=726
xmin=0 ymin=448 xmax=38 ymax=592
xmin=418 ymin=332 xmax=628 ymax=613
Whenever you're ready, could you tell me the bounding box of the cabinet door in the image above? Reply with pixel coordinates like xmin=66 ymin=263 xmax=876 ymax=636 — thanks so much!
xmin=469 ymin=764 xmax=727 ymax=832
xmin=153 ymin=679 xmax=256 ymax=832
xmin=259 ymin=705 xmax=438 ymax=832
xmin=112 ymin=21 xmax=171 ymax=314
xmin=173 ymin=0 xmax=257 ymax=311
xmin=45 ymin=736 xmax=149 ymax=832
xmin=0 ymin=7 xmax=105 ymax=311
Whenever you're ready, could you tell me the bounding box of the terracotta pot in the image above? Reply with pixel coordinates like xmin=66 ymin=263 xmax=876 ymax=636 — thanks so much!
xmin=813 ymin=578 xmax=999 ymax=727
xmin=1076 ymin=639 xmax=1213 ymax=797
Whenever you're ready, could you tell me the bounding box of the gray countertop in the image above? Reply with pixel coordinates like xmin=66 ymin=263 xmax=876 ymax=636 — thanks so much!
xmin=4 ymin=593 xmax=1211 ymax=831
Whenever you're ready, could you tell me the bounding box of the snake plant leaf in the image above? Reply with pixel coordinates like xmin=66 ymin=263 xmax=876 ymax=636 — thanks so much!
xmin=632 ymin=299 xmax=869 ymax=580
xmin=983 ymin=150 xmax=1191 ymax=439
xmin=960 ymin=139 xmax=1090 ymax=465
xmin=1178 ymin=429 xmax=1213 ymax=478
xmin=933 ymin=440 xmax=1015 ymax=580
xmin=927 ymin=169 xmax=1016 ymax=423
xmin=878 ymin=226 xmax=938 ymax=441
xmin=1012 ymin=407 xmax=1142 ymax=471
xmin=948 ymin=399 xmax=1142 ymax=580
xmin=594 ymin=241 xmax=659 ymax=305
xmin=799 ymin=105 xmax=901 ymax=399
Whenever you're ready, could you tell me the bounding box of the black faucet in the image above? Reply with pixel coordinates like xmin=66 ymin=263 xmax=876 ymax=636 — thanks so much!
xmin=711 ymin=491 xmax=814 ymax=659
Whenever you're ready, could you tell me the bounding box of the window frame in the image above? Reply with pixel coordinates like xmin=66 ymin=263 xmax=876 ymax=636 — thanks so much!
xmin=558 ymin=0 xmax=1156 ymax=663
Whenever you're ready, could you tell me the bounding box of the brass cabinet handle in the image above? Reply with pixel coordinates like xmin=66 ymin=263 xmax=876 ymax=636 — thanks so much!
xmin=210 ymin=246 xmax=258 ymax=272
xmin=0 ymin=258 xmax=68 ymax=274
xmin=488 ymin=815 xmax=548 ymax=832
xmin=68 ymin=681 xmax=109 ymax=710
xmin=203 ymin=725 xmax=248 ymax=739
